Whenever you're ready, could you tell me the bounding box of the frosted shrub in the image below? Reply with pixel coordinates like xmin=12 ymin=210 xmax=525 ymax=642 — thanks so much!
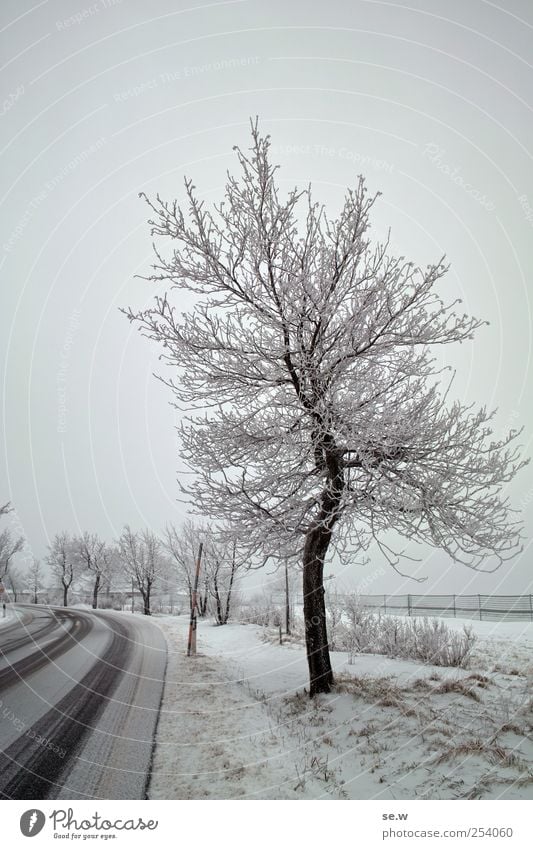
xmin=343 ymin=597 xmax=381 ymax=654
xmin=378 ymin=615 xmax=410 ymax=657
xmin=338 ymin=594 xmax=476 ymax=668
xmin=325 ymin=590 xmax=346 ymax=650
xmin=238 ymin=599 xmax=280 ymax=627
xmin=410 ymin=617 xmax=476 ymax=667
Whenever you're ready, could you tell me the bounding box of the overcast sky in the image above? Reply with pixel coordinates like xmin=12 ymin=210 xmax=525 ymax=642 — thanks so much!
xmin=1 ymin=0 xmax=532 ymax=598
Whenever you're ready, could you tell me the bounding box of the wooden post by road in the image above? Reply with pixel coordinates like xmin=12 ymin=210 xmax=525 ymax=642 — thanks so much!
xmin=187 ymin=542 xmax=203 ymax=657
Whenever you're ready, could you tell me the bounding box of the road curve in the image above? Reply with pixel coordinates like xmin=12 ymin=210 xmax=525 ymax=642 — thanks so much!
xmin=0 ymin=605 xmax=167 ymax=800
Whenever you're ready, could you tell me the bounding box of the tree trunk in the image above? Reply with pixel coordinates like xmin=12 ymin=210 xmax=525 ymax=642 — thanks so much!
xmin=63 ymin=583 xmax=68 ymax=607
xmin=302 ymin=525 xmax=334 ymax=696
xmin=92 ymin=574 xmax=101 ymax=609
xmin=143 ymin=584 xmax=151 ymax=615
xmin=222 ymin=542 xmax=237 ymax=625
xmin=198 ymin=578 xmax=209 ymax=617
xmin=213 ymin=570 xmax=222 ymax=624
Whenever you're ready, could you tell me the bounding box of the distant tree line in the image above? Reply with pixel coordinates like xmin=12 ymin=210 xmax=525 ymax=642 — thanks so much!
xmin=0 ymin=501 xmax=244 ymax=622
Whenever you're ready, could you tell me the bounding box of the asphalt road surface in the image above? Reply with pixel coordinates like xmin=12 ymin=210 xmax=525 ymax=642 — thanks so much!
xmin=0 ymin=605 xmax=166 ymax=799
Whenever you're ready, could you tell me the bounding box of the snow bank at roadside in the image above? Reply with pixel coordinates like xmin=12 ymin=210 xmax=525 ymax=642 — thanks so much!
xmin=148 ymin=616 xmax=332 ymax=799
xmin=149 ymin=614 xmax=533 ymax=800
xmin=0 ymin=605 xmax=18 ymax=628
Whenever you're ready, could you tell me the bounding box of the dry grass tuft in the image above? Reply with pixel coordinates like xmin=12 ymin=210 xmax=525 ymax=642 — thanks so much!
xmin=334 ymin=673 xmax=404 ymax=706
xmin=434 ymin=678 xmax=481 ymax=701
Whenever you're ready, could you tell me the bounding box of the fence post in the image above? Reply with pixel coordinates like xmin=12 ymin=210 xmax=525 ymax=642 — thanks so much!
xmin=407 ymin=594 xmax=412 ymax=616
xmin=383 ymin=594 xmax=387 ymax=614
xmin=478 ymin=594 xmax=482 ymax=621
xmin=453 ymin=594 xmax=456 ymax=618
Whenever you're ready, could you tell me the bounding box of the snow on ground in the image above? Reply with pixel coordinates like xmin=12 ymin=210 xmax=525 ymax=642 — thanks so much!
xmin=149 ymin=614 xmax=533 ymax=800
xmin=0 ymin=605 xmax=20 ymax=628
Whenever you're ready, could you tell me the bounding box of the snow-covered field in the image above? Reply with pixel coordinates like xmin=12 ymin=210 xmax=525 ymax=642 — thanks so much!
xmin=149 ymin=615 xmax=533 ymax=800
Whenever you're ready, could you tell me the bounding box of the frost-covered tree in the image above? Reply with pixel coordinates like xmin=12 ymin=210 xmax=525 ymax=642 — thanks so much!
xmin=24 ymin=558 xmax=45 ymax=604
xmin=46 ymin=532 xmax=74 ymax=607
xmin=0 ymin=530 xmax=24 ymax=581
xmin=118 ymin=526 xmax=165 ymax=615
xmin=163 ymin=520 xmax=210 ymax=616
xmin=73 ymin=532 xmax=111 ymax=609
xmin=206 ymin=536 xmax=243 ymax=625
xmin=127 ymin=122 xmax=526 ymax=695
xmin=0 ymin=502 xmax=24 ymax=582
xmin=5 ymin=562 xmax=25 ymax=602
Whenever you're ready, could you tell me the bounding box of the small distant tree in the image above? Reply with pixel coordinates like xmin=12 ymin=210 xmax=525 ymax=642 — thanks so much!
xmin=99 ymin=545 xmax=122 ymax=607
xmin=207 ymin=537 xmax=243 ymax=625
xmin=118 ymin=526 xmax=165 ymax=615
xmin=5 ymin=562 xmax=24 ymax=602
xmin=0 ymin=502 xmax=25 ymax=597
xmin=127 ymin=122 xmax=527 ymax=695
xmin=47 ymin=532 xmax=74 ymax=607
xmin=25 ymin=558 xmax=45 ymax=604
xmin=164 ymin=521 xmax=244 ymax=624
xmin=163 ymin=520 xmax=210 ymax=617
xmin=0 ymin=525 xmax=24 ymax=584
xmin=0 ymin=533 xmax=24 ymax=579
xmin=73 ymin=532 xmax=111 ymax=609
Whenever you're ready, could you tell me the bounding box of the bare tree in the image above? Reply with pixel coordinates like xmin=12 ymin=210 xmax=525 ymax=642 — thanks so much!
xmin=164 ymin=521 xmax=243 ymax=623
xmin=46 ymin=532 xmax=74 ymax=607
xmin=207 ymin=537 xmax=243 ymax=625
xmin=24 ymin=558 xmax=45 ymax=604
xmin=127 ymin=122 xmax=526 ymax=695
xmin=118 ymin=526 xmax=165 ymax=615
xmin=163 ymin=520 xmax=210 ymax=617
xmin=0 ymin=501 xmax=25 ymax=590
xmin=0 ymin=530 xmax=24 ymax=580
xmin=99 ymin=545 xmax=122 ymax=607
xmin=5 ymin=562 xmax=25 ymax=602
xmin=73 ymin=532 xmax=111 ymax=609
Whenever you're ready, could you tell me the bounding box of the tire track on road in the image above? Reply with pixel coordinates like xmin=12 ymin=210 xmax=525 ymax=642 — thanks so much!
xmin=0 ymin=613 xmax=132 ymax=799
xmin=0 ymin=611 xmax=92 ymax=691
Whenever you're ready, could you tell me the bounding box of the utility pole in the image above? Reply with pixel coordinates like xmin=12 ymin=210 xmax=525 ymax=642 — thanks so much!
xmin=187 ymin=542 xmax=203 ymax=656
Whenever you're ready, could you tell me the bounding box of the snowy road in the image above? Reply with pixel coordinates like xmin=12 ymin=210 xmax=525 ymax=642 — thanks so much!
xmin=0 ymin=605 xmax=166 ymax=800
